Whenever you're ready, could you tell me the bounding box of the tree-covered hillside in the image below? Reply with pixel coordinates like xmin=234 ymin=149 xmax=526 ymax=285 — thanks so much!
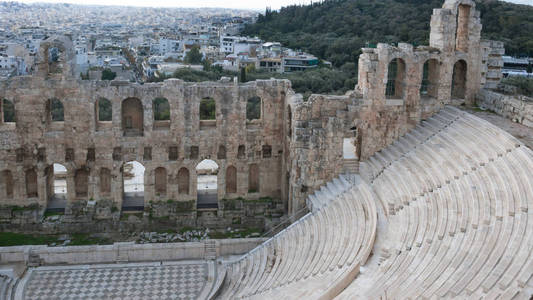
xmin=243 ymin=0 xmax=533 ymax=68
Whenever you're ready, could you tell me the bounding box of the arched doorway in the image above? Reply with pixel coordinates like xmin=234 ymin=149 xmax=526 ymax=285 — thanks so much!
xmin=452 ymin=60 xmax=467 ymax=99
xmin=343 ymin=138 xmax=358 ymax=159
xmin=47 ymin=163 xmax=67 ymax=212
xmin=196 ymin=159 xmax=218 ymax=209
xmin=122 ymin=161 xmax=144 ymax=211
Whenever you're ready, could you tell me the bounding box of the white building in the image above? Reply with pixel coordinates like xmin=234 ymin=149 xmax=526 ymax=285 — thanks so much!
xmin=219 ymin=35 xmax=261 ymax=55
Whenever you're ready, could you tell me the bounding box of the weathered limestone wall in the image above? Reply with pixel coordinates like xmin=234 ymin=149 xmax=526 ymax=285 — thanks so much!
xmin=476 ymin=89 xmax=533 ymax=128
xmin=480 ymin=40 xmax=505 ymax=90
xmin=0 ymin=77 xmax=291 ymax=213
xmin=431 ymin=0 xmax=482 ymax=105
xmin=288 ymin=94 xmax=359 ymax=212
xmin=0 ymin=238 xmax=266 ymax=266
xmin=285 ymin=0 xmax=503 ymax=212
xmin=0 ymin=0 xmax=506 ymax=218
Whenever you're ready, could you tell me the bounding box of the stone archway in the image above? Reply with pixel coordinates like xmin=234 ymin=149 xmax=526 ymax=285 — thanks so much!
xmin=46 ymin=163 xmax=67 ymax=212
xmin=122 ymin=161 xmax=145 ymax=211
xmin=452 ymin=60 xmax=467 ymax=99
xmin=196 ymin=159 xmax=219 ymax=209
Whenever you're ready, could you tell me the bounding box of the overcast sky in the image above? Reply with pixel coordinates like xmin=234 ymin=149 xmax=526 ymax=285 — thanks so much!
xmin=13 ymin=0 xmax=533 ymax=11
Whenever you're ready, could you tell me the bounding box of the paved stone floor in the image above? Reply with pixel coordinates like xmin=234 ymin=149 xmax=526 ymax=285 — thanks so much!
xmin=19 ymin=261 xmax=207 ymax=300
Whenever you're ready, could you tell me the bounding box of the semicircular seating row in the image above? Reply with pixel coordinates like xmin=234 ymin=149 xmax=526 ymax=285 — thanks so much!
xmin=0 ymin=275 xmax=18 ymax=300
xmin=338 ymin=106 xmax=533 ymax=299
xmin=215 ymin=174 xmax=378 ymax=299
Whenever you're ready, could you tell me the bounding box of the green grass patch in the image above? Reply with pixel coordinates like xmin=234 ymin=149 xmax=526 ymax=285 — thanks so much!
xmin=68 ymin=233 xmax=111 ymax=246
xmin=178 ymin=226 xmax=196 ymax=234
xmin=244 ymin=196 xmax=274 ymax=203
xmin=0 ymin=232 xmax=57 ymax=246
xmin=10 ymin=203 xmax=39 ymax=212
xmin=120 ymin=212 xmax=143 ymax=220
xmin=44 ymin=211 xmax=64 ymax=218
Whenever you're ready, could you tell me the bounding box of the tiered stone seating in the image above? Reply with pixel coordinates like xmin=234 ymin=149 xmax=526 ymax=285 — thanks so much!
xmin=216 ymin=175 xmax=377 ymax=299
xmin=0 ymin=275 xmax=17 ymax=300
xmin=336 ymin=106 xmax=533 ymax=299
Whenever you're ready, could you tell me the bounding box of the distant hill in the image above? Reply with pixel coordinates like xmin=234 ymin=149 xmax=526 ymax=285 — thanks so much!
xmin=242 ymin=0 xmax=533 ymax=68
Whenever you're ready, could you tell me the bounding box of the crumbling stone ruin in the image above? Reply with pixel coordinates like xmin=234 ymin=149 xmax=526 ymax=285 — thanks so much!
xmin=1 ymin=0 xmax=533 ymax=299
xmin=0 ymin=0 xmax=507 ymax=229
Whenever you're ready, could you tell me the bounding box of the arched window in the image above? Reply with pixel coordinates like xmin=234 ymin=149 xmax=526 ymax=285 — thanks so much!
xmin=47 ymin=46 xmax=62 ymax=74
xmin=26 ymin=168 xmax=38 ymax=198
xmin=262 ymin=145 xmax=272 ymax=158
xmin=154 ymin=167 xmax=167 ymax=196
xmin=153 ymin=97 xmax=170 ymax=121
xmin=217 ymin=145 xmax=226 ymax=160
xmin=153 ymin=97 xmax=170 ymax=130
xmin=49 ymin=98 xmax=64 ymax=122
xmin=2 ymin=99 xmax=15 ymax=123
xmin=421 ymin=59 xmax=440 ymax=98
xmin=226 ymin=166 xmax=237 ymax=194
xmin=122 ymin=98 xmax=143 ymax=136
xmin=456 ymin=4 xmax=471 ymax=52
xmin=385 ymin=58 xmax=406 ymax=99
xmin=75 ymin=168 xmax=89 ymax=197
xmin=248 ymin=164 xmax=259 ymax=193
xmin=98 ymin=98 xmax=112 ymax=121
xmin=246 ymin=96 xmax=261 ymax=120
xmin=178 ymin=167 xmax=190 ymax=195
xmin=1 ymin=170 xmax=14 ymax=198
xmin=452 ymin=60 xmax=467 ymax=99
xmin=100 ymin=168 xmax=111 ymax=195
xmin=237 ymin=145 xmax=246 ymax=159
xmin=200 ymin=97 xmax=216 ymax=120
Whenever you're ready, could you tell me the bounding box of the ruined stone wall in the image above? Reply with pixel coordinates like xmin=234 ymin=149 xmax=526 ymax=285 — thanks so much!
xmin=476 ymin=89 xmax=533 ymax=128
xmin=0 ymin=76 xmax=291 ymax=214
xmin=285 ymin=0 xmax=504 ymax=212
xmin=480 ymin=40 xmax=505 ymax=90
xmin=0 ymin=0 xmax=506 ymax=219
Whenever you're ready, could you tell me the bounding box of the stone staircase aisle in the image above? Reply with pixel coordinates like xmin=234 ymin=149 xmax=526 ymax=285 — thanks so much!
xmin=205 ymin=240 xmax=217 ymax=260
xmin=342 ymin=159 xmax=360 ymax=174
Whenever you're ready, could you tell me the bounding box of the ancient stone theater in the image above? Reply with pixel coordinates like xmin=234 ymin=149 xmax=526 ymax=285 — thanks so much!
xmin=1 ymin=0 xmax=532 ymax=299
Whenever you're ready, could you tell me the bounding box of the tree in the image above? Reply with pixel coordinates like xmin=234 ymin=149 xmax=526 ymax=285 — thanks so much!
xmin=240 ymin=67 xmax=246 ymax=83
xmin=184 ymin=45 xmax=203 ymax=64
xmin=101 ymin=68 xmax=116 ymax=80
xmin=203 ymin=59 xmax=213 ymax=71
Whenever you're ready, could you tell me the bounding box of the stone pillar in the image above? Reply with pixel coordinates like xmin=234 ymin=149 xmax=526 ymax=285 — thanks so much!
xmin=429 ymin=8 xmax=455 ymax=52
xmin=112 ymin=160 xmax=123 ymax=210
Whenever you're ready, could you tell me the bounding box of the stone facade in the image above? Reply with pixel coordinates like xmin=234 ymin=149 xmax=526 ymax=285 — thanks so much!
xmin=287 ymin=0 xmax=504 ymax=212
xmin=0 ymin=0 xmax=504 ymax=226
